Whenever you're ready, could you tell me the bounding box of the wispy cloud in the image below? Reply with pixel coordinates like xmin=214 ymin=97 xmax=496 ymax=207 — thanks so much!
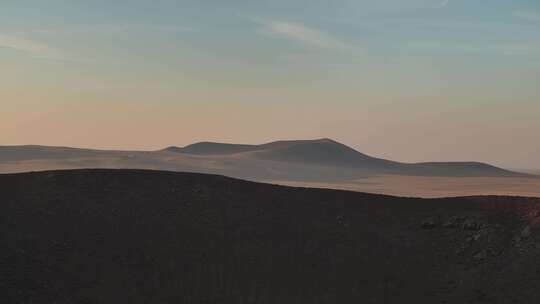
xmin=440 ymin=0 xmax=450 ymax=7
xmin=514 ymin=11 xmax=540 ymax=22
xmin=1 ymin=24 xmax=192 ymax=62
xmin=33 ymin=24 xmax=193 ymax=36
xmin=32 ymin=25 xmax=131 ymax=35
xmin=0 ymin=34 xmax=56 ymax=57
xmin=404 ymin=41 xmax=540 ymax=57
xmin=0 ymin=33 xmax=88 ymax=62
xmin=257 ymin=20 xmax=358 ymax=52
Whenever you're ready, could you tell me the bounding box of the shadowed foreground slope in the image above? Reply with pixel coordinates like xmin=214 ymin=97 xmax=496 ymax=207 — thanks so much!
xmin=2 ymin=169 xmax=540 ymax=303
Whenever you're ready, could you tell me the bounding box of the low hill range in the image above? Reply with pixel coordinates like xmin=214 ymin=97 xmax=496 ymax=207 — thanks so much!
xmin=1 ymin=139 xmax=538 ymax=197
xmin=163 ymin=138 xmax=523 ymax=177
xmin=0 ymin=138 xmax=527 ymax=177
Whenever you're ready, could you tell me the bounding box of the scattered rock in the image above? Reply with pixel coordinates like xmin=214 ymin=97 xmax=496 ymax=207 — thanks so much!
xmin=443 ymin=221 xmax=457 ymax=229
xmin=465 ymin=232 xmax=483 ymax=243
xmin=421 ymin=218 xmax=437 ymax=229
xmin=473 ymin=231 xmax=484 ymax=241
xmin=463 ymin=219 xmax=483 ymax=231
xmin=336 ymin=215 xmax=349 ymax=227
xmin=443 ymin=216 xmax=464 ymax=228
xmin=474 ymin=289 xmax=489 ymax=302
xmin=521 ymin=226 xmax=532 ymax=239
xmin=473 ymin=250 xmax=488 ymax=261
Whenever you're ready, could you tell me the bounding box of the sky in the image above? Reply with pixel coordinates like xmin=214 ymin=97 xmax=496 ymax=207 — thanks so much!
xmin=1 ymin=0 xmax=539 ymax=169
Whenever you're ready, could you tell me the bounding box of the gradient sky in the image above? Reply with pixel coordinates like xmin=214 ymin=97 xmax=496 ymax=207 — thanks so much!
xmin=1 ymin=0 xmax=539 ymax=169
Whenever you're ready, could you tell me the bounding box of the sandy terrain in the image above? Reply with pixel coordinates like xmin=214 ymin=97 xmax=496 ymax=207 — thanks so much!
xmin=273 ymin=175 xmax=540 ymax=198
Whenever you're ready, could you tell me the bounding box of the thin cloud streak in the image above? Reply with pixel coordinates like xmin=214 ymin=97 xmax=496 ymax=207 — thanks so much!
xmin=0 ymin=34 xmax=54 ymax=56
xmin=33 ymin=24 xmax=193 ymax=36
xmin=0 ymin=33 xmax=81 ymax=61
xmin=403 ymin=41 xmax=540 ymax=57
xmin=257 ymin=20 xmax=360 ymax=53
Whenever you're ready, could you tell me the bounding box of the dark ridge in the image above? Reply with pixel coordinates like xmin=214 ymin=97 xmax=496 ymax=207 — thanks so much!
xmin=2 ymin=169 xmax=540 ymax=303
xmin=164 ymin=138 xmax=397 ymax=168
xmin=403 ymin=161 xmax=525 ymax=177
xmin=254 ymin=138 xmax=398 ymax=168
xmin=0 ymin=145 xmax=107 ymax=161
xmin=163 ymin=142 xmax=258 ymax=155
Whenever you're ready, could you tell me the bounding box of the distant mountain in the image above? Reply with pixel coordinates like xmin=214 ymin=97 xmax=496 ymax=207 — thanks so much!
xmin=3 ymin=169 xmax=540 ymax=303
xmin=164 ymin=138 xmax=397 ymax=169
xmin=0 ymin=145 xmax=111 ymax=161
xmin=164 ymin=138 xmax=525 ymax=177
xmin=163 ymin=142 xmax=256 ymax=155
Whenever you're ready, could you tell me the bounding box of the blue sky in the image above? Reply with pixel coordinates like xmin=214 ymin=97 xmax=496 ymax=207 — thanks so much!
xmin=1 ymin=0 xmax=539 ymax=168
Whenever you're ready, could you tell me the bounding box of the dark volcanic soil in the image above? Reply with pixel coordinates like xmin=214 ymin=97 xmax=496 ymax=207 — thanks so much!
xmin=2 ymin=169 xmax=540 ymax=303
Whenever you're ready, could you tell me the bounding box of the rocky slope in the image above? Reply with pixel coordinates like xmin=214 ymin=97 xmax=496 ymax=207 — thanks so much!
xmin=2 ymin=169 xmax=540 ymax=303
